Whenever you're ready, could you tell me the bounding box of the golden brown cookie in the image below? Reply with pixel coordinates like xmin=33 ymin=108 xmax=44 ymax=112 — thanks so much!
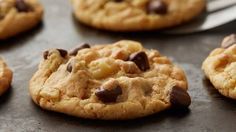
xmin=0 ymin=57 xmax=13 ymax=96
xmin=202 ymin=34 xmax=236 ymax=99
xmin=0 ymin=0 xmax=43 ymax=39
xmin=30 ymin=40 xmax=190 ymax=120
xmin=71 ymin=0 xmax=206 ymax=31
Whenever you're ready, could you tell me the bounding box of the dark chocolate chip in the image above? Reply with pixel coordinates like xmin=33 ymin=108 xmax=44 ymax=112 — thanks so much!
xmin=128 ymin=51 xmax=150 ymax=71
xmin=221 ymin=34 xmax=236 ymax=48
xmin=43 ymin=51 xmax=49 ymax=60
xmin=170 ymin=86 xmax=191 ymax=108
xmin=113 ymin=0 xmax=123 ymax=2
xmin=57 ymin=49 xmax=68 ymax=58
xmin=67 ymin=62 xmax=73 ymax=73
xmin=95 ymin=86 xmax=122 ymax=103
xmin=15 ymin=0 xmax=32 ymax=12
xmin=69 ymin=43 xmax=90 ymax=56
xmin=147 ymin=0 xmax=168 ymax=15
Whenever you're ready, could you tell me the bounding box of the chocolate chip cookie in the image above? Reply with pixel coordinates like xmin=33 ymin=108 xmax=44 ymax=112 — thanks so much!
xmin=71 ymin=0 xmax=206 ymax=31
xmin=0 ymin=57 xmax=13 ymax=96
xmin=0 ymin=0 xmax=43 ymax=39
xmin=30 ymin=40 xmax=190 ymax=120
xmin=202 ymin=34 xmax=236 ymax=99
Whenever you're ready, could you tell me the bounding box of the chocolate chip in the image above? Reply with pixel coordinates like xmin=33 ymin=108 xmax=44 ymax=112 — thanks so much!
xmin=113 ymin=0 xmax=123 ymax=2
xmin=57 ymin=49 xmax=68 ymax=58
xmin=95 ymin=86 xmax=122 ymax=103
xmin=67 ymin=62 xmax=73 ymax=73
xmin=221 ymin=34 xmax=236 ymax=48
xmin=128 ymin=51 xmax=150 ymax=71
xmin=43 ymin=51 xmax=49 ymax=60
xmin=69 ymin=43 xmax=90 ymax=56
xmin=170 ymin=86 xmax=191 ymax=108
xmin=15 ymin=0 xmax=32 ymax=12
xmin=147 ymin=0 xmax=168 ymax=15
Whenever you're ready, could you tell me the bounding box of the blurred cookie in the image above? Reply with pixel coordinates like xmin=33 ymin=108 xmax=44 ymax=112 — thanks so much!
xmin=71 ymin=0 xmax=205 ymax=31
xmin=202 ymin=34 xmax=236 ymax=99
xmin=30 ymin=40 xmax=190 ymax=120
xmin=0 ymin=0 xmax=43 ymax=39
xmin=0 ymin=57 xmax=13 ymax=96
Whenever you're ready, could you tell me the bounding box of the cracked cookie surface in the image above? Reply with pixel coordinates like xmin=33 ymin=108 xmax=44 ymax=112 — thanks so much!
xmin=0 ymin=57 xmax=13 ymax=96
xmin=0 ymin=0 xmax=43 ymax=39
xmin=202 ymin=34 xmax=236 ymax=99
xmin=30 ymin=40 xmax=190 ymax=120
xmin=71 ymin=0 xmax=205 ymax=31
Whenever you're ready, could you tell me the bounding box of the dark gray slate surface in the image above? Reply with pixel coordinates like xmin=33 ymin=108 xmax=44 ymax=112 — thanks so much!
xmin=0 ymin=0 xmax=236 ymax=131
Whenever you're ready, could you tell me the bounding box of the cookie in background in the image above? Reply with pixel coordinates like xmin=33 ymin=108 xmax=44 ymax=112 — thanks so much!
xmin=71 ymin=0 xmax=206 ymax=31
xmin=0 ymin=0 xmax=43 ymax=39
xmin=0 ymin=57 xmax=12 ymax=96
xmin=202 ymin=34 xmax=236 ymax=99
